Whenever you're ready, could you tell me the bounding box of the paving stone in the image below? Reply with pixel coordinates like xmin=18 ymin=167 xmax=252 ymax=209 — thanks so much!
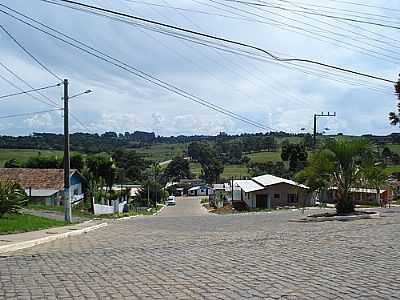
xmin=1 ymin=202 xmax=400 ymax=299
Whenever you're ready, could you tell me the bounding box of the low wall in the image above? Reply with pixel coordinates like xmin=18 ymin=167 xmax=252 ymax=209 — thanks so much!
xmin=94 ymin=200 xmax=127 ymax=215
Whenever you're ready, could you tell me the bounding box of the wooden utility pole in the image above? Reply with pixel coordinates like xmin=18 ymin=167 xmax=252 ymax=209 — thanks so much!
xmin=313 ymin=112 xmax=336 ymax=147
xmin=64 ymin=79 xmax=72 ymax=223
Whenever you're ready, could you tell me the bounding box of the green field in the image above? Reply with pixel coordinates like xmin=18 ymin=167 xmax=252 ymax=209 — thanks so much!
xmin=136 ymin=143 xmax=188 ymax=162
xmin=246 ymin=151 xmax=282 ymax=163
xmin=0 ymin=214 xmax=66 ymax=235
xmin=0 ymin=149 xmax=64 ymax=167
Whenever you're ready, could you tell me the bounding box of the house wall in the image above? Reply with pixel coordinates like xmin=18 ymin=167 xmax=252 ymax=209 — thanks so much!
xmin=241 ymin=183 xmax=311 ymax=209
xmin=327 ymin=190 xmax=391 ymax=205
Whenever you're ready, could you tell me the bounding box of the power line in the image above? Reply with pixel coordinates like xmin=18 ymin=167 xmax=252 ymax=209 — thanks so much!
xmin=0 ymin=108 xmax=62 ymax=120
xmin=208 ymin=0 xmax=400 ymax=64
xmin=0 ymin=24 xmax=63 ymax=81
xmin=218 ymin=0 xmax=400 ymax=30
xmin=0 ymin=64 xmax=60 ymax=108
xmin=0 ymin=6 xmax=273 ymax=131
xmin=0 ymin=83 xmax=61 ymax=100
xmin=38 ymin=0 xmax=396 ymax=84
xmin=47 ymin=1 xmax=391 ymax=95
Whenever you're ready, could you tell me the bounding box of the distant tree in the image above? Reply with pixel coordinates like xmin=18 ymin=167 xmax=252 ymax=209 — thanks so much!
xmin=200 ymin=157 xmax=224 ymax=184
xmin=228 ymin=142 xmax=243 ymax=161
xmin=4 ymin=159 xmax=21 ymax=168
xmin=70 ymin=153 xmax=84 ymax=171
xmin=164 ymin=157 xmax=191 ymax=180
xmin=86 ymin=154 xmax=115 ymax=192
xmin=382 ymin=147 xmax=392 ymax=159
xmin=24 ymin=156 xmax=62 ymax=169
xmin=281 ymin=143 xmax=308 ymax=172
xmin=188 ymin=141 xmax=204 ymax=161
xmin=136 ymin=179 xmax=167 ymax=207
xmin=112 ymin=149 xmax=148 ymax=182
xmin=303 ymin=134 xmax=314 ymax=149
xmin=248 ymin=161 xmax=289 ymax=178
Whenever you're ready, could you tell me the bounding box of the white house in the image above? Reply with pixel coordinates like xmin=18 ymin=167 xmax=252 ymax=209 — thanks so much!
xmin=232 ymin=174 xmax=311 ymax=209
xmin=0 ymin=168 xmax=85 ymax=206
xmin=188 ymin=185 xmax=213 ymax=197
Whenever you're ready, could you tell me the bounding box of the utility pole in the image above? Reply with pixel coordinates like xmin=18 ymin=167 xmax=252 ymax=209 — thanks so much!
xmin=313 ymin=112 xmax=336 ymax=148
xmin=63 ymin=79 xmax=72 ymax=223
xmin=231 ymin=176 xmax=234 ymax=203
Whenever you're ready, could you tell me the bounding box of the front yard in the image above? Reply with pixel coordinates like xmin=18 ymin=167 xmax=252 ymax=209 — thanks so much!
xmin=0 ymin=213 xmax=66 ymax=235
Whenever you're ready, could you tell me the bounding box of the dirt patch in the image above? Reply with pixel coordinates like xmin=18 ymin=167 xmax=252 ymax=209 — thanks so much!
xmin=208 ymin=204 xmax=235 ymax=215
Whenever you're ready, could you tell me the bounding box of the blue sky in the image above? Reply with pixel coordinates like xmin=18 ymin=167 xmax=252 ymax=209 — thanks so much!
xmin=0 ymin=0 xmax=399 ymax=136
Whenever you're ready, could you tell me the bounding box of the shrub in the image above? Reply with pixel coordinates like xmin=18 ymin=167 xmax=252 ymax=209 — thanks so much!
xmin=0 ymin=181 xmax=28 ymax=218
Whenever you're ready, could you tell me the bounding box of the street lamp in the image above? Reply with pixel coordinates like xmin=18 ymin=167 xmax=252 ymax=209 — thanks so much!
xmin=62 ymin=89 xmax=93 ymax=100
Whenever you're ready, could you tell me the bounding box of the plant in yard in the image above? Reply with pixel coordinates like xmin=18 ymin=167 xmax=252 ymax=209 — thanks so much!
xmin=0 ymin=181 xmax=28 ymax=218
xmin=296 ymin=139 xmax=371 ymax=215
xmin=361 ymin=164 xmax=388 ymax=206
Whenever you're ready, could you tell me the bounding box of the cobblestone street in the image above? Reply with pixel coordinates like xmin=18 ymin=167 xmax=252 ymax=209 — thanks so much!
xmin=1 ymin=199 xmax=400 ymax=299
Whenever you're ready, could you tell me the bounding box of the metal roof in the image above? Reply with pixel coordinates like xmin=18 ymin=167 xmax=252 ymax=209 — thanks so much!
xmin=25 ymin=189 xmax=59 ymax=197
xmin=252 ymin=174 xmax=308 ymax=189
xmin=234 ymin=180 xmax=264 ymax=193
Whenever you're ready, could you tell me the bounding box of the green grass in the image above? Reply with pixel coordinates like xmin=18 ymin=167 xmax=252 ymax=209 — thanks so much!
xmin=136 ymin=143 xmax=188 ymax=162
xmin=0 ymin=213 xmax=66 ymax=235
xmin=0 ymin=149 xmax=64 ymax=167
xmin=387 ymin=144 xmax=400 ymax=154
xmin=190 ymin=163 xmax=249 ymax=179
xmin=27 ymin=204 xmax=94 ymax=219
xmin=384 ymin=165 xmax=400 ymax=175
xmin=246 ymin=151 xmax=282 ymax=163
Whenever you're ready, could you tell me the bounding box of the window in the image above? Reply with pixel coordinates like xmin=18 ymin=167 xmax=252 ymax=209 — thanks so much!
xmin=288 ymin=193 xmax=298 ymax=203
xmin=274 ymin=193 xmax=280 ymax=199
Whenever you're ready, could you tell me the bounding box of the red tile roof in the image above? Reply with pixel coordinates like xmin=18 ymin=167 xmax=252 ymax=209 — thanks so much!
xmin=0 ymin=168 xmax=77 ymax=190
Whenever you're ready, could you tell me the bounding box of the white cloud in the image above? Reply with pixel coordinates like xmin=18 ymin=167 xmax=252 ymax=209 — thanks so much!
xmin=0 ymin=0 xmax=399 ymax=136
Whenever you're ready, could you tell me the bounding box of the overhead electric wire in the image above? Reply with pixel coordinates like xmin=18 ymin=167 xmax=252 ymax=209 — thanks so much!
xmin=0 ymin=7 xmax=273 ymax=131
xmin=311 ymin=0 xmax=400 ymax=13
xmin=0 ymin=25 xmax=63 ymax=81
xmin=41 ymin=1 xmax=391 ymax=95
xmin=208 ymin=0 xmax=400 ymax=64
xmin=268 ymin=0 xmax=400 ymax=22
xmin=0 ymin=63 xmax=60 ymax=108
xmin=37 ymin=0 xmax=396 ymax=84
xmin=0 ymin=108 xmax=62 ymax=120
xmin=0 ymin=83 xmax=61 ymax=100
xmin=221 ymin=0 xmax=400 ymax=30
xmin=242 ymin=0 xmax=400 ymax=55
xmin=272 ymin=0 xmax=400 ymax=49
xmin=266 ymin=0 xmax=400 ymax=22
xmin=236 ymin=0 xmax=400 ymax=25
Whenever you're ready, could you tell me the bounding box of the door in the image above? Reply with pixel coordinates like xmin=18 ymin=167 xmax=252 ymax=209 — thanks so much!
xmin=256 ymin=194 xmax=269 ymax=209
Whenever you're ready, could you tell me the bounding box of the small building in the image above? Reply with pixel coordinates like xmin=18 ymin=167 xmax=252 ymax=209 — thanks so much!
xmin=233 ymin=174 xmax=311 ymax=209
xmin=188 ymin=185 xmax=213 ymax=197
xmin=0 ymin=168 xmax=85 ymax=206
xmin=326 ymin=187 xmax=392 ymax=205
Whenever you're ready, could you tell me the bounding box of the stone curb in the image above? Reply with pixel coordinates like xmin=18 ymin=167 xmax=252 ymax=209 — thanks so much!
xmin=0 ymin=222 xmax=108 ymax=254
xmin=290 ymin=212 xmax=380 ymax=223
xmin=117 ymin=206 xmax=166 ymax=220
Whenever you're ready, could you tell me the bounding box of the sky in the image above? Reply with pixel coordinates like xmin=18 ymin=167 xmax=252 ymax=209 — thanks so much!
xmin=0 ymin=0 xmax=399 ymax=137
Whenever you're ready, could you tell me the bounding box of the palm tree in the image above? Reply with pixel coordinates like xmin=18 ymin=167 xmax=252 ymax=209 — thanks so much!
xmin=297 ymin=139 xmax=371 ymax=214
xmin=0 ymin=181 xmax=28 ymax=218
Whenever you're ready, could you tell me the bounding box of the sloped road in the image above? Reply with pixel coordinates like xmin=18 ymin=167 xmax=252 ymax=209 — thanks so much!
xmin=1 ymin=203 xmax=400 ymax=299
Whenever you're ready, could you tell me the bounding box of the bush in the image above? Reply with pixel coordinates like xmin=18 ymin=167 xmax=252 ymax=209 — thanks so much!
xmin=0 ymin=181 xmax=28 ymax=218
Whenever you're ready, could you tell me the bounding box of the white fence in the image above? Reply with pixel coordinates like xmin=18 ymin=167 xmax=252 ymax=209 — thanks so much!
xmin=93 ymin=200 xmax=127 ymax=215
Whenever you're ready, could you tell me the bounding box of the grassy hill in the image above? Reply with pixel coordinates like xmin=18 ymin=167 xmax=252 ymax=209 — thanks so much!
xmin=0 ymin=149 xmax=64 ymax=167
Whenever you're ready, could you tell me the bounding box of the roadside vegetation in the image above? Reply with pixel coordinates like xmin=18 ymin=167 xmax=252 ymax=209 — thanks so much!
xmin=0 ymin=214 xmax=66 ymax=235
